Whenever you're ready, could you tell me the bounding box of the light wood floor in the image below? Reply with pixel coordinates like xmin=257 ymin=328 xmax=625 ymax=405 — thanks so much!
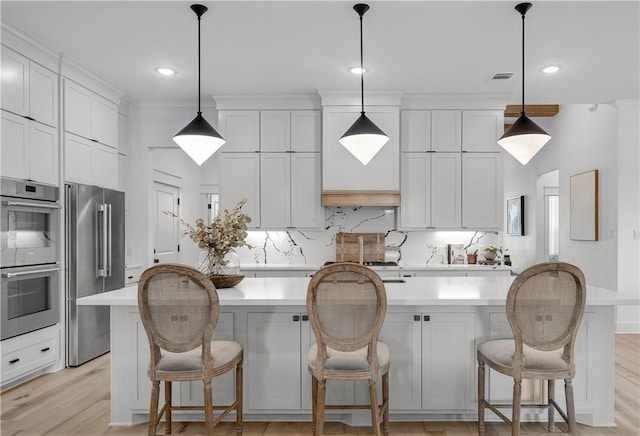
xmin=2 ymin=335 xmax=638 ymax=435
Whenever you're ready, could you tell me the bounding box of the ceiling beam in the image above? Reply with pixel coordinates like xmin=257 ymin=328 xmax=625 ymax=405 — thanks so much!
xmin=504 ymin=104 xmax=560 ymax=118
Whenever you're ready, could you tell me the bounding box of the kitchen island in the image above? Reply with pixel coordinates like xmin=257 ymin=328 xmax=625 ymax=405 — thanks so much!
xmin=78 ymin=276 xmax=636 ymax=428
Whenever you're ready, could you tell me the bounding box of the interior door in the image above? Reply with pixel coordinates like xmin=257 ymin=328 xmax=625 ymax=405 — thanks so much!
xmin=153 ymin=182 xmax=180 ymax=264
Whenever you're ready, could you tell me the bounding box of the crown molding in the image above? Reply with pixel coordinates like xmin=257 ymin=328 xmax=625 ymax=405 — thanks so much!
xmin=60 ymin=55 xmax=124 ymax=104
xmin=400 ymin=93 xmax=509 ymax=110
xmin=317 ymin=90 xmax=403 ymax=107
xmin=212 ymin=94 xmax=321 ymax=110
xmin=1 ymin=21 xmax=59 ymax=72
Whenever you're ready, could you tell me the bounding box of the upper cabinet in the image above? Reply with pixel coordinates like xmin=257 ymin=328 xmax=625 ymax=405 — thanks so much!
xmin=461 ymin=110 xmax=503 ymax=152
xmin=1 ymin=46 xmax=58 ymax=128
xmin=218 ymin=110 xmax=260 ymax=152
xmin=432 ymin=110 xmax=462 ymax=152
xmin=400 ymin=110 xmax=461 ymax=152
xmin=64 ymin=79 xmax=118 ymax=149
xmin=322 ymin=106 xmax=400 ymax=191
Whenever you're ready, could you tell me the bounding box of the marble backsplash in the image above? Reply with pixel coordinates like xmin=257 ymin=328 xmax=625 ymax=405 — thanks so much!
xmin=234 ymin=207 xmax=500 ymax=267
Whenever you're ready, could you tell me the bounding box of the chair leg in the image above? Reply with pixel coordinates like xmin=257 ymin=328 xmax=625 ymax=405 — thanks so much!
xmin=236 ymin=361 xmax=243 ymax=435
xmin=314 ymin=379 xmax=326 ymax=436
xmin=548 ymin=379 xmax=556 ymax=432
xmin=164 ymin=381 xmax=172 ymax=435
xmin=149 ymin=380 xmax=160 ymax=436
xmin=565 ymin=378 xmax=577 ymax=435
xmin=369 ymin=379 xmax=381 ymax=436
xmin=382 ymin=372 xmax=390 ymax=436
xmin=512 ymin=378 xmax=522 ymax=436
xmin=478 ymin=360 xmax=485 ymax=436
xmin=203 ymin=379 xmax=214 ymax=436
xmin=311 ymin=376 xmax=317 ymax=435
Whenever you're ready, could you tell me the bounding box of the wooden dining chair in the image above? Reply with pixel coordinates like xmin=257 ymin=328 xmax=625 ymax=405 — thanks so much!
xmin=306 ymin=262 xmax=390 ymax=436
xmin=138 ymin=263 xmax=243 ymax=436
xmin=477 ymin=262 xmax=586 ymax=436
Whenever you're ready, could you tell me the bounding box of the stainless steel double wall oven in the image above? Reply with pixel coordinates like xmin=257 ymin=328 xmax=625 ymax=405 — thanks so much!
xmin=1 ymin=178 xmax=61 ymax=340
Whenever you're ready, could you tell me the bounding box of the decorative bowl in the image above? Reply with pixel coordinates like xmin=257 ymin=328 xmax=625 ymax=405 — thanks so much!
xmin=208 ymin=274 xmax=245 ymax=289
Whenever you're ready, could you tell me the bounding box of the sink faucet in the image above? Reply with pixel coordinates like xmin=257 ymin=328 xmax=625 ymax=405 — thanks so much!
xmin=358 ymin=235 xmax=364 ymax=265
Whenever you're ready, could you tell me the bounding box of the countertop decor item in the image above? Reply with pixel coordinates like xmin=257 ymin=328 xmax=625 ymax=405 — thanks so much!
xmin=338 ymin=3 xmax=389 ymax=165
xmin=172 ymin=4 xmax=225 ymax=165
xmin=497 ymin=2 xmax=551 ymax=165
xmin=166 ymin=199 xmax=252 ymax=287
xmin=507 ymin=195 xmax=525 ymax=236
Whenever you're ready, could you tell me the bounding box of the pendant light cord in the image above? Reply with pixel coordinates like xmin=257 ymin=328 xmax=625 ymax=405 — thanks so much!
xmin=359 ymin=13 xmax=365 ymax=115
xmin=197 ymin=12 xmax=202 ymax=115
xmin=521 ymin=12 xmax=525 ymax=115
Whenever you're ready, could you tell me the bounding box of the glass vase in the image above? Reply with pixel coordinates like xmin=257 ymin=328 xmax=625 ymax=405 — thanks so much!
xmin=197 ymin=248 xmax=241 ymax=276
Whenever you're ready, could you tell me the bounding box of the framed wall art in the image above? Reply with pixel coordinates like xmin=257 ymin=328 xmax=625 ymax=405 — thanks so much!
xmin=507 ymin=195 xmax=525 ymax=236
xmin=570 ymin=169 xmax=598 ymax=241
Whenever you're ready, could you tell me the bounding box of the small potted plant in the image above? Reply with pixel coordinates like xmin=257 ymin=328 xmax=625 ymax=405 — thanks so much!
xmin=483 ymin=246 xmax=503 ymax=263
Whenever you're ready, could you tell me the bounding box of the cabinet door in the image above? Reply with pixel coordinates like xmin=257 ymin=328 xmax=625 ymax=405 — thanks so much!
xmin=400 ymin=110 xmax=431 ymax=152
xmin=1 ymin=47 xmax=29 ymax=117
xmin=431 ymin=110 xmax=461 ymax=152
xmin=29 ymin=122 xmax=58 ymax=185
xmin=400 ymin=153 xmax=430 ymax=229
xmin=462 ymin=110 xmax=503 ymax=152
xmin=462 ymin=153 xmax=502 ymax=228
xmin=64 ymin=133 xmax=93 ymax=185
xmin=117 ymin=113 xmax=130 ymax=156
xmin=247 ymin=313 xmax=301 ymax=410
xmin=422 ymin=312 xmax=475 ymax=411
xmin=291 ymin=153 xmax=322 ymax=228
xmin=1 ymin=110 xmax=30 ymax=180
xmin=92 ymin=143 xmax=118 ymax=190
xmin=220 ymin=153 xmax=260 ymax=228
xmin=378 ymin=313 xmax=422 ymax=410
xmin=92 ymin=94 xmax=118 ymax=148
xmin=260 ymin=111 xmax=290 ymax=152
xmin=322 ymin=106 xmax=399 ymax=190
xmin=260 ymin=153 xmax=291 ymax=228
xmin=218 ymin=110 xmax=260 ymax=152
xmin=291 ymin=110 xmax=321 ymax=152
xmin=431 ymin=153 xmax=461 ymax=228
xmin=29 ymin=62 xmax=58 ymax=128
xmin=64 ymin=80 xmax=93 ymax=140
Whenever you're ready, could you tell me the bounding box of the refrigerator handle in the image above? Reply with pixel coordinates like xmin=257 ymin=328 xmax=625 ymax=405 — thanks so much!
xmin=107 ymin=203 xmax=112 ymax=277
xmin=98 ymin=204 xmax=108 ymax=277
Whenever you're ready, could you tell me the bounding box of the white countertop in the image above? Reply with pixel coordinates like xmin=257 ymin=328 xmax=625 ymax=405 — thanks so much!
xmin=77 ymin=276 xmax=638 ymax=307
xmin=240 ymin=263 xmax=512 ymax=272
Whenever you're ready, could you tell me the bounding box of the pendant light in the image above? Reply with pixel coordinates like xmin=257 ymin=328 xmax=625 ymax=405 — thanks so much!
xmin=498 ymin=2 xmax=551 ymax=165
xmin=339 ymin=3 xmax=389 ymax=166
xmin=173 ymin=4 xmax=225 ymax=166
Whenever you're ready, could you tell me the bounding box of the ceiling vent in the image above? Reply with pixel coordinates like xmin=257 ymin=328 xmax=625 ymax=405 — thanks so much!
xmin=490 ymin=72 xmax=515 ymax=81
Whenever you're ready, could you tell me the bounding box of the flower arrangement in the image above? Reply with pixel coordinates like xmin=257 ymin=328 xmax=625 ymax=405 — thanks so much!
xmin=165 ymin=199 xmax=252 ymax=275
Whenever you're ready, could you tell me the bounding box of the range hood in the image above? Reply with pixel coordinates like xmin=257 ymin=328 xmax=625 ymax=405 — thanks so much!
xmin=321 ymin=190 xmax=400 ymax=207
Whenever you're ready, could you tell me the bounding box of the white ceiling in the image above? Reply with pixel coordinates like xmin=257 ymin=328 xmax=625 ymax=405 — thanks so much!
xmin=2 ymin=1 xmax=638 ymax=105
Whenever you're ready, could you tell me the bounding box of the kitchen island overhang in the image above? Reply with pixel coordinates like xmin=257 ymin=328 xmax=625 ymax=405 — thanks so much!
xmin=77 ymin=276 xmax=637 ymax=427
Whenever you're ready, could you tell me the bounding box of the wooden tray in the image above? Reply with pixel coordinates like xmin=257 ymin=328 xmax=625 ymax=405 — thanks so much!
xmin=335 ymin=233 xmax=385 ymax=263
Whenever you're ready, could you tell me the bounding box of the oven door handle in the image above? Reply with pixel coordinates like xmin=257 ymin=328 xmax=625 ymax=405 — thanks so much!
xmin=3 ymin=200 xmax=61 ymax=209
xmin=3 ymin=267 xmax=60 ymax=278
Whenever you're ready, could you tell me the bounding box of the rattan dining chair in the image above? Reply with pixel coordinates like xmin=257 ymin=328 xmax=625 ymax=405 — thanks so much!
xmin=138 ymin=263 xmax=243 ymax=436
xmin=306 ymin=262 xmax=390 ymax=436
xmin=477 ymin=262 xmax=586 ymax=436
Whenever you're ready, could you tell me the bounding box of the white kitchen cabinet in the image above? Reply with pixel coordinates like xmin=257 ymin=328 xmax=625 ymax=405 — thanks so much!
xmin=218 ymin=110 xmax=260 ymax=152
xmin=322 ymin=106 xmax=399 ymax=191
xmin=462 ymin=153 xmax=502 ymax=229
xmin=422 ymin=312 xmax=476 ymax=411
xmin=400 ymin=153 xmax=431 ymax=229
xmin=118 ymin=112 xmax=130 ymax=156
xmin=432 ymin=110 xmax=462 ymax=152
xmin=1 ymin=110 xmax=58 ymax=185
xmin=291 ymin=110 xmax=321 ymax=152
xmin=260 ymin=111 xmax=291 ymax=152
xmin=65 ymin=132 xmax=118 ymax=189
xmin=291 ymin=153 xmax=323 ymax=228
xmin=260 ymin=153 xmax=290 ymax=227
xmin=247 ymin=312 xmax=302 ymax=410
xmin=400 ymin=110 xmax=431 ymax=152
xmin=462 ymin=110 xmax=503 ymax=152
xmin=1 ymin=324 xmax=59 ymax=390
xmin=64 ymin=79 xmax=118 ymax=148
xmin=431 ymin=153 xmax=462 ymax=228
xmin=220 ymin=153 xmax=260 ymax=228
xmin=1 ymin=46 xmax=58 ymax=128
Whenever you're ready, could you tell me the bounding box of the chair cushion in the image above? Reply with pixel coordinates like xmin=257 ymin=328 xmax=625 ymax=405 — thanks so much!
xmin=156 ymin=340 xmax=242 ymax=373
xmin=307 ymin=342 xmax=390 ymax=372
xmin=478 ymin=339 xmax=569 ymax=372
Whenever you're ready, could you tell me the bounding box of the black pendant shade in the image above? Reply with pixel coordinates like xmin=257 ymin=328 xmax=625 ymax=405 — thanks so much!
xmin=339 ymin=3 xmax=389 ymax=166
xmin=173 ymin=4 xmax=225 ymax=166
xmin=497 ymin=2 xmax=551 ymax=165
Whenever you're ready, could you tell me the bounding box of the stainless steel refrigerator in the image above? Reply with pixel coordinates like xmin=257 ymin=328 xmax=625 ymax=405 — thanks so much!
xmin=65 ymin=183 xmax=125 ymax=366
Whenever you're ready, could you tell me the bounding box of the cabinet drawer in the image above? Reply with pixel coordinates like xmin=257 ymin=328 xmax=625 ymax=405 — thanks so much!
xmin=1 ymin=327 xmax=57 ymax=384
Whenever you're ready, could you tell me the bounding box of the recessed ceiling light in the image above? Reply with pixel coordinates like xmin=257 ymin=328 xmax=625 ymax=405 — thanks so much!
xmin=541 ymin=65 xmax=562 ymax=74
xmin=349 ymin=66 xmax=368 ymax=75
xmin=155 ymin=67 xmax=177 ymax=76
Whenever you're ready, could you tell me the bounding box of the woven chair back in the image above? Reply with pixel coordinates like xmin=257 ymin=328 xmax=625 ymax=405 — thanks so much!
xmin=507 ymin=262 xmax=586 ymax=352
xmin=307 ymin=263 xmax=386 ymax=353
xmin=138 ymin=263 xmax=219 ymax=354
